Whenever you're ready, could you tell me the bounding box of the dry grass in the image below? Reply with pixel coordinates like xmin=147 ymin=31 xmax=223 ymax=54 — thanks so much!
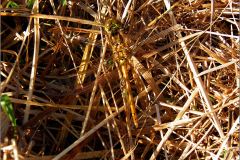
xmin=1 ymin=0 xmax=239 ymax=159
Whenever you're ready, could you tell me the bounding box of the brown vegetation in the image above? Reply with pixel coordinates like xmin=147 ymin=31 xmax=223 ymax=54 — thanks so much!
xmin=1 ymin=0 xmax=239 ymax=159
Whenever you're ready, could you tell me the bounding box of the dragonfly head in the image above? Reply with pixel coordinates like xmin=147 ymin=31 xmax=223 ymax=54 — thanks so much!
xmin=104 ymin=18 xmax=123 ymax=34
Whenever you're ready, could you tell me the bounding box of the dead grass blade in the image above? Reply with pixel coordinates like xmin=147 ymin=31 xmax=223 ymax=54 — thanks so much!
xmin=1 ymin=0 xmax=238 ymax=159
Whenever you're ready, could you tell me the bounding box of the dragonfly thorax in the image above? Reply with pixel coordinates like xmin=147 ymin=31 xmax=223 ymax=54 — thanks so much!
xmin=119 ymin=57 xmax=127 ymax=65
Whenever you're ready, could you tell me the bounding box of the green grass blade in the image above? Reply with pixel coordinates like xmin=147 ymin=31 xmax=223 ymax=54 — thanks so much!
xmin=165 ymin=97 xmax=175 ymax=102
xmin=1 ymin=95 xmax=17 ymax=140
xmin=6 ymin=1 xmax=19 ymax=8
xmin=27 ymin=0 xmax=34 ymax=9
xmin=209 ymin=96 xmax=216 ymax=104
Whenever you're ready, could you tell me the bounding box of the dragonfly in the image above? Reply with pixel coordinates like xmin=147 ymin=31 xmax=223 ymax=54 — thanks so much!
xmin=104 ymin=18 xmax=138 ymax=128
xmin=45 ymin=17 xmax=142 ymax=128
xmin=44 ymin=14 xmax=176 ymax=130
xmin=45 ymin=14 xmax=173 ymax=128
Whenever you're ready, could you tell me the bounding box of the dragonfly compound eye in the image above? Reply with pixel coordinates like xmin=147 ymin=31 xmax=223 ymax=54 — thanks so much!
xmin=104 ymin=18 xmax=123 ymax=33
